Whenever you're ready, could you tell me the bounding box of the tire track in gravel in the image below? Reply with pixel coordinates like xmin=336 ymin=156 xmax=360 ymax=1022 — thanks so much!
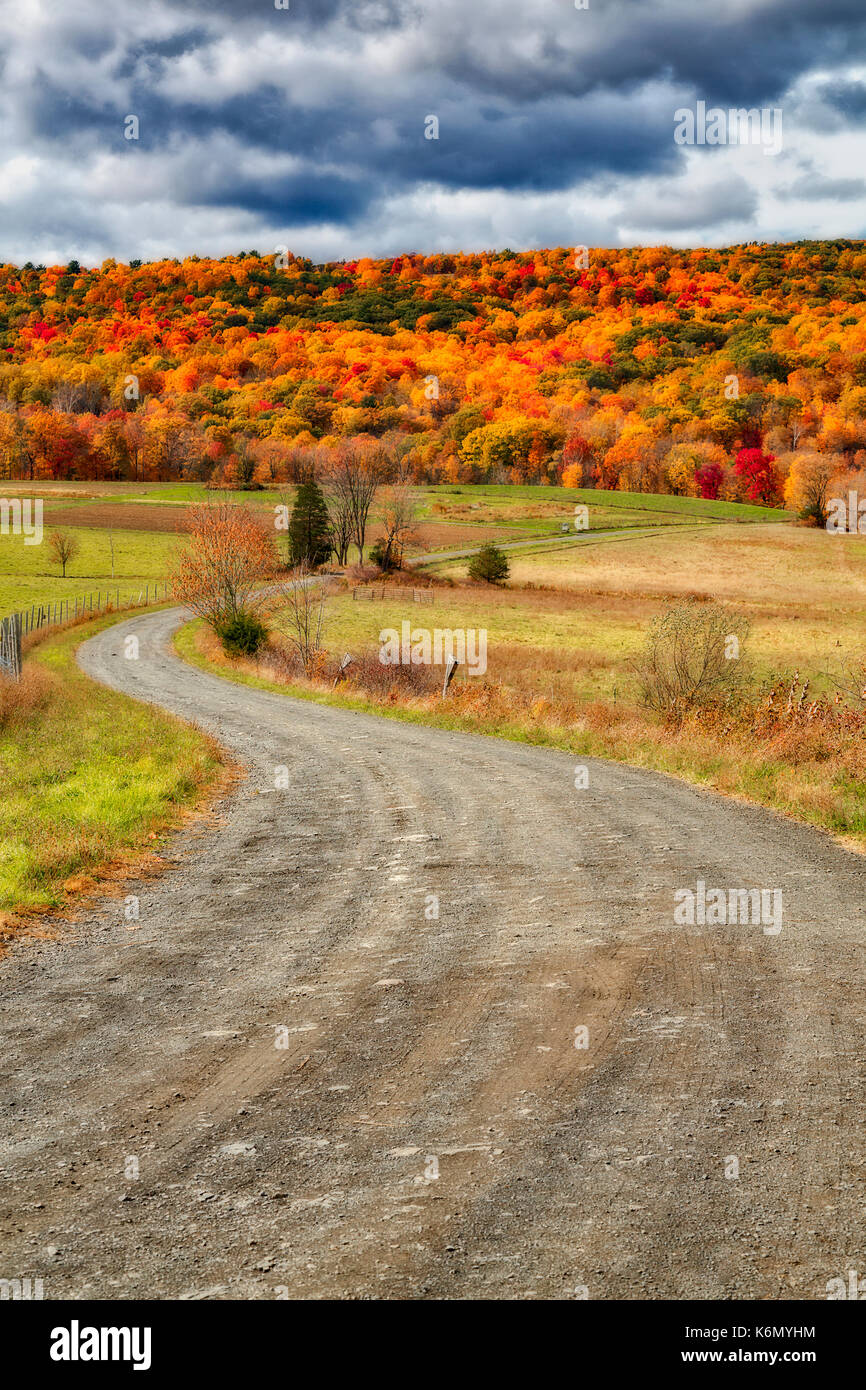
xmin=0 ymin=605 xmax=864 ymax=1300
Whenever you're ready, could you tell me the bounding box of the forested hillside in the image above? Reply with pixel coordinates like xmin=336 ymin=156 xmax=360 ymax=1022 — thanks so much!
xmin=1 ymin=240 xmax=865 ymax=508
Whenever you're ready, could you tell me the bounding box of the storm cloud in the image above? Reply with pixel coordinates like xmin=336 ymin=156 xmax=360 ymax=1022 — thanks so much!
xmin=0 ymin=0 xmax=864 ymax=264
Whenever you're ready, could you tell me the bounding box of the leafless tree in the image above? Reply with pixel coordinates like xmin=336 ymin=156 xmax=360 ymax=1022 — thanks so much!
xmin=376 ymin=483 xmax=418 ymax=569
xmin=51 ymin=379 xmax=104 ymax=414
xmin=324 ymin=440 xmax=382 ymax=564
xmin=323 ymin=479 xmax=354 ymax=566
xmin=284 ymin=445 xmax=318 ymax=484
xmin=48 ymin=529 xmax=80 ymax=578
xmin=276 ymin=564 xmax=329 ymax=675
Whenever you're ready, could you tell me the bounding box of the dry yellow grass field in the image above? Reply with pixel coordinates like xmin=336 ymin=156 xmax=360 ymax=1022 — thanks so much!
xmin=176 ymin=520 xmax=866 ymax=848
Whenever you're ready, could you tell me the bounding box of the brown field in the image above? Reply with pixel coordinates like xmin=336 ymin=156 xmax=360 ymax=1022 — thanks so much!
xmin=30 ymin=498 xmax=530 ymax=550
xmin=378 ymin=520 xmax=529 ymax=552
xmin=0 ymin=481 xmax=149 ymax=497
xmin=42 ymin=503 xmax=193 ymax=533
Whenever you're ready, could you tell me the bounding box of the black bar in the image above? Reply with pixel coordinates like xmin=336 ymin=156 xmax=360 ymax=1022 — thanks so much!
xmin=5 ymin=1297 xmax=859 ymax=1377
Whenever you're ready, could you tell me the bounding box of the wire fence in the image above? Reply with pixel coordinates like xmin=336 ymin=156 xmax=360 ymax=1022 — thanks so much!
xmin=0 ymin=580 xmax=172 ymax=682
xmin=0 ymin=612 xmax=22 ymax=681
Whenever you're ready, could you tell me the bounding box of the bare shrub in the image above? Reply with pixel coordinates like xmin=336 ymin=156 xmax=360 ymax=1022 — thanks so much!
xmin=342 ymin=650 xmax=438 ymax=699
xmin=275 ymin=565 xmax=330 ymax=675
xmin=693 ymin=674 xmax=866 ymax=771
xmin=634 ymin=599 xmax=751 ymax=721
xmin=834 ymin=655 xmax=866 ymax=707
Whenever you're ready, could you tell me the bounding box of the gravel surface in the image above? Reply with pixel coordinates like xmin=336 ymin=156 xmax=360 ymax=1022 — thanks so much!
xmin=1 ymin=605 xmax=864 ymax=1300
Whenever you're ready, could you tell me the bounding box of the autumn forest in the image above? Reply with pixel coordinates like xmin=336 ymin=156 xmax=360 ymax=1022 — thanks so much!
xmin=1 ymin=239 xmax=865 ymax=514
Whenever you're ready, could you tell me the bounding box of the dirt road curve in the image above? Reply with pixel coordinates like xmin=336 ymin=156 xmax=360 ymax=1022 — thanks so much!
xmin=2 ymin=608 xmax=865 ymax=1300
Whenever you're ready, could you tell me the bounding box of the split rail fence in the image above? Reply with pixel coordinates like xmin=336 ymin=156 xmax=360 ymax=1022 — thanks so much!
xmin=352 ymin=586 xmax=434 ymax=604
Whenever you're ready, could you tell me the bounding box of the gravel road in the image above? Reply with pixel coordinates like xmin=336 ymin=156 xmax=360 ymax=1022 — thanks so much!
xmin=1 ymin=606 xmax=864 ymax=1301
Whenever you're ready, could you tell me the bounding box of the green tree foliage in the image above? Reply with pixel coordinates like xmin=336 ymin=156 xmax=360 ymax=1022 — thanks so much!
xmin=468 ymin=543 xmax=509 ymax=584
xmin=289 ymin=479 xmax=332 ymax=568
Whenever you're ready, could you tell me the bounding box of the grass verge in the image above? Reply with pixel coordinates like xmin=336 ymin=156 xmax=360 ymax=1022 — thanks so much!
xmin=0 ymin=612 xmax=227 ymax=937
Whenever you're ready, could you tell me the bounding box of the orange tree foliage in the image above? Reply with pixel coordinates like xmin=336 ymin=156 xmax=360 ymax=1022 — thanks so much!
xmin=1 ymin=241 xmax=866 ymax=497
xmin=171 ymin=502 xmax=277 ymax=631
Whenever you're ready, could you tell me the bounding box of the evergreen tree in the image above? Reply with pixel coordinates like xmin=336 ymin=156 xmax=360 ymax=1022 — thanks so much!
xmin=468 ymin=543 xmax=509 ymax=584
xmin=288 ymin=479 xmax=332 ymax=567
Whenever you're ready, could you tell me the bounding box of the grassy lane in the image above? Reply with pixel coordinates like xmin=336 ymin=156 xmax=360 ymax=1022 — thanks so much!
xmin=0 ymin=613 xmax=225 ymax=928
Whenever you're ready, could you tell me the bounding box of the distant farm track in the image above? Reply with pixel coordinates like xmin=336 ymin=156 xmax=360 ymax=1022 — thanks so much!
xmin=1 ymin=606 xmax=864 ymax=1300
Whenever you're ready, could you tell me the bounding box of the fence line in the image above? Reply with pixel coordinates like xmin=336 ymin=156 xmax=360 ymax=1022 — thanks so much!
xmin=352 ymin=586 xmax=434 ymax=603
xmin=0 ymin=612 xmax=22 ymax=681
xmin=0 ymin=581 xmax=172 ymax=682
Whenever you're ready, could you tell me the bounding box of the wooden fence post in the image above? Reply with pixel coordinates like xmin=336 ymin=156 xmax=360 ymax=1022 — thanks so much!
xmin=0 ymin=614 xmax=23 ymax=682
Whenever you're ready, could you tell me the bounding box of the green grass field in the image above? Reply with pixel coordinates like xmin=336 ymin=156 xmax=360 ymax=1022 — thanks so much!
xmin=422 ymin=483 xmax=789 ymax=523
xmin=407 ymin=482 xmax=790 ymax=556
xmin=0 ymin=526 xmax=180 ymax=616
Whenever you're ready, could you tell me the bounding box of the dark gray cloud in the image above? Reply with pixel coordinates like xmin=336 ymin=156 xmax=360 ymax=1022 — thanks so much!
xmin=0 ymin=0 xmax=863 ymax=264
xmin=815 ymin=79 xmax=866 ymax=120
